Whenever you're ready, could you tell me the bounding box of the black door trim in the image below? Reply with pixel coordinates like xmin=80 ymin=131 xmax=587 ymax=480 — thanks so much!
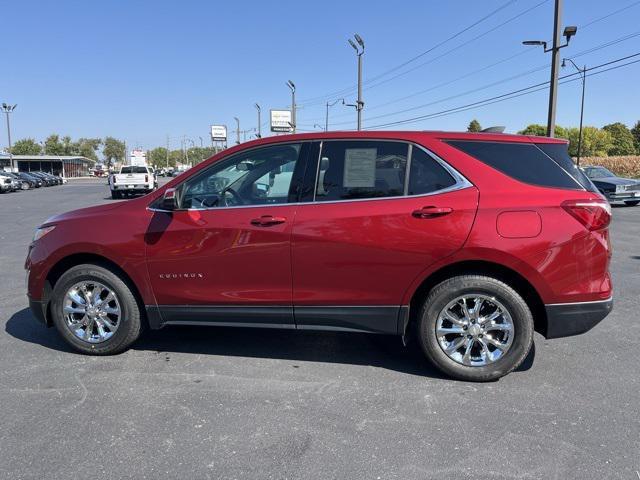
xmin=146 ymin=305 xmax=405 ymax=335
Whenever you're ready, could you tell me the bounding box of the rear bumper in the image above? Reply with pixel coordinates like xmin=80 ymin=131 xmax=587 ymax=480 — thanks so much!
xmin=544 ymin=297 xmax=613 ymax=339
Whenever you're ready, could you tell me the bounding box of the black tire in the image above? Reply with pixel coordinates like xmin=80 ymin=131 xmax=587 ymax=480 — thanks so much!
xmin=111 ymin=190 xmax=120 ymax=199
xmin=50 ymin=264 xmax=142 ymax=355
xmin=417 ymin=275 xmax=534 ymax=382
xmin=624 ymin=200 xmax=640 ymax=206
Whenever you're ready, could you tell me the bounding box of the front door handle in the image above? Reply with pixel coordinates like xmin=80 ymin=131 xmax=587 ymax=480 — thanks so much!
xmin=412 ymin=206 xmax=453 ymax=218
xmin=250 ymin=215 xmax=287 ymax=227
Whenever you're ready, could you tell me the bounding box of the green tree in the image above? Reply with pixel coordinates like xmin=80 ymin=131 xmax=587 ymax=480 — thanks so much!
xmin=44 ymin=134 xmax=65 ymax=155
xmin=567 ymin=126 xmax=612 ymax=157
xmin=467 ymin=119 xmax=482 ymax=132
xmin=76 ymin=138 xmax=102 ymax=161
xmin=10 ymin=138 xmax=42 ymax=155
xmin=518 ymin=124 xmax=546 ymax=136
xmin=103 ymin=137 xmax=126 ymax=167
xmin=603 ymin=122 xmax=636 ymax=156
xmin=519 ymin=124 xmax=568 ymax=140
xmin=148 ymin=147 xmax=170 ymax=168
xmin=631 ymin=120 xmax=640 ymax=153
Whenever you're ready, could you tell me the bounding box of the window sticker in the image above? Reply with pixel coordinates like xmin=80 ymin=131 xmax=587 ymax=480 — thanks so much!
xmin=343 ymin=148 xmax=377 ymax=188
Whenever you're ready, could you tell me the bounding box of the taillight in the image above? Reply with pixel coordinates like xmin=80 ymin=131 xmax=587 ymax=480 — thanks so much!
xmin=113 ymin=176 xmax=116 ymax=183
xmin=145 ymin=174 xmax=149 ymax=182
xmin=561 ymin=199 xmax=611 ymax=231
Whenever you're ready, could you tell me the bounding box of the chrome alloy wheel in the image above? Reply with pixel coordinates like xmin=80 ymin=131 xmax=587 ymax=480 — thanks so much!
xmin=436 ymin=294 xmax=514 ymax=366
xmin=63 ymin=281 xmax=121 ymax=343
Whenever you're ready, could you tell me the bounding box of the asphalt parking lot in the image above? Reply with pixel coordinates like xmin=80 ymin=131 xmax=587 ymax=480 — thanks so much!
xmin=1 ymin=178 xmax=638 ymax=479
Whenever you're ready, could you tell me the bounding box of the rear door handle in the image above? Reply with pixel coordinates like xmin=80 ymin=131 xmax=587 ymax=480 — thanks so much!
xmin=412 ymin=206 xmax=453 ymax=218
xmin=250 ymin=215 xmax=287 ymax=227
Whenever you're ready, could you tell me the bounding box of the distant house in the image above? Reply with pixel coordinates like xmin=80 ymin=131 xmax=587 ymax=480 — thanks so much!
xmin=0 ymin=154 xmax=95 ymax=177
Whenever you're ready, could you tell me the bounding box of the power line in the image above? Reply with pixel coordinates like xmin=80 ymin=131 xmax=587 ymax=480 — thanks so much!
xmin=362 ymin=52 xmax=640 ymax=130
xmin=297 ymin=0 xmax=529 ymax=106
xmin=298 ymin=0 xmax=520 ymax=105
xmin=298 ymin=0 xmax=640 ymax=109
xmin=323 ymin=31 xmax=640 ymax=127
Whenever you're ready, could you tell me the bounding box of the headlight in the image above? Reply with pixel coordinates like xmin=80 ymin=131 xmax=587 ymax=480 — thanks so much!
xmin=33 ymin=225 xmax=56 ymax=242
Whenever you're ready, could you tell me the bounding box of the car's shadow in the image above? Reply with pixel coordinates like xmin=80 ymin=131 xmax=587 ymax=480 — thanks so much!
xmin=5 ymin=308 xmax=535 ymax=380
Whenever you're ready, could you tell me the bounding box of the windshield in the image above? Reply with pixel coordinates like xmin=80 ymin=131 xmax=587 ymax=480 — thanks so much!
xmin=121 ymin=166 xmax=148 ymax=174
xmin=583 ymin=166 xmax=615 ymax=179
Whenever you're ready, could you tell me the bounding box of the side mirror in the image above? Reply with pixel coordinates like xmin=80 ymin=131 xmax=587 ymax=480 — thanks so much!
xmin=162 ymin=188 xmax=178 ymax=210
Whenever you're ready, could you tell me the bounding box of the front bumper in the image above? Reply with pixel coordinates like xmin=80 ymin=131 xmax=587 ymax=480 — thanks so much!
xmin=607 ymin=191 xmax=640 ymax=201
xmin=28 ymin=296 xmax=49 ymax=326
xmin=544 ymin=297 xmax=613 ymax=339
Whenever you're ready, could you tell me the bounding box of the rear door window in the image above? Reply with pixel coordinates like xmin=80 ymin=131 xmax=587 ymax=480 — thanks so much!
xmin=408 ymin=147 xmax=456 ymax=195
xmin=446 ymin=140 xmax=582 ymax=190
xmin=315 ymin=141 xmax=408 ymax=201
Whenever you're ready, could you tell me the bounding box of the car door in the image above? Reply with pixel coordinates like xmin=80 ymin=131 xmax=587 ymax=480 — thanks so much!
xmin=145 ymin=142 xmax=309 ymax=328
xmin=291 ymin=140 xmax=478 ymax=334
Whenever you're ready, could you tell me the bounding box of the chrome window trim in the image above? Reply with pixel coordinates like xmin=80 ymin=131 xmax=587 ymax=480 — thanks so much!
xmin=147 ymin=139 xmax=473 ymax=213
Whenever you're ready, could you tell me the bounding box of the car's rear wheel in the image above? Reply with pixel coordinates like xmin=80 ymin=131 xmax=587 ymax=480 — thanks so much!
xmin=50 ymin=264 xmax=142 ymax=355
xmin=624 ymin=200 xmax=640 ymax=206
xmin=111 ymin=190 xmax=120 ymax=199
xmin=417 ymin=275 xmax=534 ymax=382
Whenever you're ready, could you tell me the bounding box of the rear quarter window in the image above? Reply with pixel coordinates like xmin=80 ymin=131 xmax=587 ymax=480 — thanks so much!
xmin=446 ymin=140 xmax=582 ymax=190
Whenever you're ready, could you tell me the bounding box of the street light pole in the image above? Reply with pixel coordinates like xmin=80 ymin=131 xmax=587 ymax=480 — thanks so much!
xmin=234 ymin=117 xmax=240 ymax=145
xmin=325 ymin=99 xmax=344 ymax=132
xmin=348 ymin=34 xmax=365 ymax=130
xmin=562 ymin=58 xmax=586 ymax=165
xmin=255 ymin=103 xmax=262 ymax=138
xmin=2 ymin=103 xmax=17 ymax=171
xmin=522 ymin=0 xmax=577 ymax=137
xmin=286 ymin=81 xmax=296 ymax=133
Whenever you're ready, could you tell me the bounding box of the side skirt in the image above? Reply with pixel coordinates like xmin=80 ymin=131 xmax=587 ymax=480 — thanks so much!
xmin=145 ymin=305 xmax=407 ymax=335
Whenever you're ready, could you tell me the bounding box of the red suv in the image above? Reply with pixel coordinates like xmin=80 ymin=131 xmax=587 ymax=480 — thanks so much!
xmin=25 ymin=131 xmax=613 ymax=381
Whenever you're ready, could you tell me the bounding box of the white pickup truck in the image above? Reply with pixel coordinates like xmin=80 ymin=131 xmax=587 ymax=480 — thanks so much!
xmin=109 ymin=165 xmax=157 ymax=199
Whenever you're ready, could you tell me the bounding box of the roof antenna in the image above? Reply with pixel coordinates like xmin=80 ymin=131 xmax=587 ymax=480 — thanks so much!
xmin=481 ymin=126 xmax=506 ymax=133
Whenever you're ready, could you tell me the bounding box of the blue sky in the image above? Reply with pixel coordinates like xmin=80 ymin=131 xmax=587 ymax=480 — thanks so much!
xmin=2 ymin=0 xmax=640 ymax=151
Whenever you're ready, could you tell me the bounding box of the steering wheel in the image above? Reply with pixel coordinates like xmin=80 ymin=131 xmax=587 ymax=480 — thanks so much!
xmin=220 ymin=187 xmax=243 ymax=206
xmin=191 ymin=196 xmax=217 ymax=209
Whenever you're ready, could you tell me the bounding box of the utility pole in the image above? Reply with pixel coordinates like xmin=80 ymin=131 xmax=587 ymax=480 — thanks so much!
xmin=234 ymin=117 xmax=240 ymax=144
xmin=348 ymin=34 xmax=365 ymax=130
xmin=562 ymin=58 xmax=586 ymax=165
xmin=2 ymin=103 xmax=17 ymax=171
xmin=547 ymin=0 xmax=562 ymax=138
xmin=523 ymin=1 xmax=577 ymax=137
xmin=286 ymin=80 xmax=296 ymax=133
xmin=255 ymin=103 xmax=262 ymax=137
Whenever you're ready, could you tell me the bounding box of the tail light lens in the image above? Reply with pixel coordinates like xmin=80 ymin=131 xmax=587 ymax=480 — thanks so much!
xmin=113 ymin=176 xmax=116 ymax=183
xmin=561 ymin=199 xmax=611 ymax=231
xmin=145 ymin=174 xmax=149 ymax=182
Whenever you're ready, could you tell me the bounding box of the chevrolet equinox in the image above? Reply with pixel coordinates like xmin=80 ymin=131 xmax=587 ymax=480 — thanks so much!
xmin=26 ymin=131 xmax=613 ymax=381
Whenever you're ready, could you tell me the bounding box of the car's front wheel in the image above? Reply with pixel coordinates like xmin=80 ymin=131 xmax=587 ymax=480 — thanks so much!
xmin=50 ymin=264 xmax=142 ymax=355
xmin=418 ymin=275 xmax=534 ymax=382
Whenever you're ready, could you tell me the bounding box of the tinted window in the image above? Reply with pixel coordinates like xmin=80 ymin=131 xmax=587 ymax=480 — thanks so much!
xmin=536 ymin=143 xmax=598 ymax=192
xmin=408 ymin=147 xmax=456 ymax=195
xmin=315 ymin=141 xmax=408 ymax=201
xmin=121 ymin=166 xmax=148 ymax=174
xmin=447 ymin=141 xmax=581 ymax=190
xmin=179 ymin=143 xmax=301 ymax=209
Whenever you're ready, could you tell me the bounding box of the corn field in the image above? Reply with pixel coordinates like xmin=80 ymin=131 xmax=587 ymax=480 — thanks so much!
xmin=578 ymin=156 xmax=640 ymax=178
